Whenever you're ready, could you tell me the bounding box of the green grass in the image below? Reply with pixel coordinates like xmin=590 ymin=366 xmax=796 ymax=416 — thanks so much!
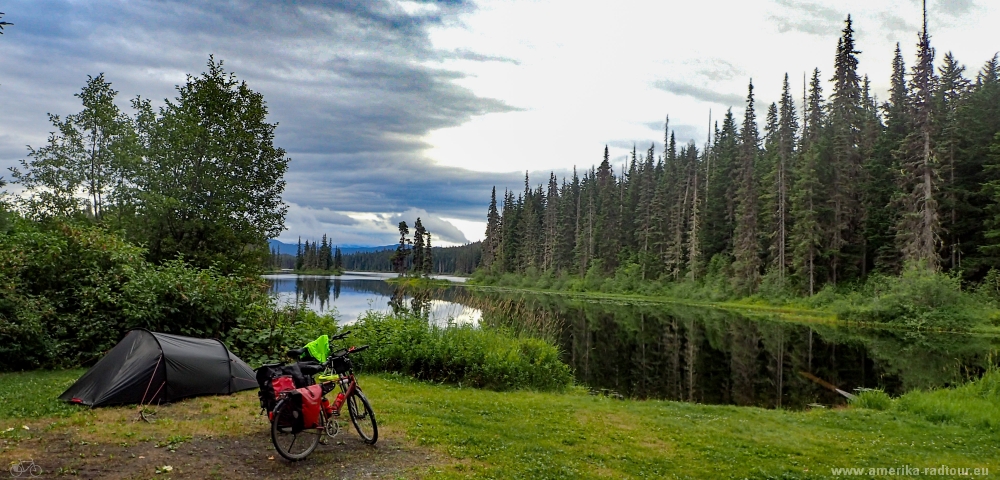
xmin=0 ymin=369 xmax=84 ymax=419
xmin=2 ymin=369 xmax=998 ymax=478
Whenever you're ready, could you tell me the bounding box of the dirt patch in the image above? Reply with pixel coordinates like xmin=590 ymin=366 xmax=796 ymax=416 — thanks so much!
xmin=6 ymin=427 xmax=442 ymax=479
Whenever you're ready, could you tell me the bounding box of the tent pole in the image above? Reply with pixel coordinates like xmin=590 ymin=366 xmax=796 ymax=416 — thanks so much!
xmin=136 ymin=354 xmax=164 ymax=422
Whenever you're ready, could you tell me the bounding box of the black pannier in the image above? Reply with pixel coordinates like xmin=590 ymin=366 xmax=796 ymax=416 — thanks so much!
xmin=255 ymin=362 xmax=324 ymax=413
xmin=277 ymin=389 xmax=305 ymax=434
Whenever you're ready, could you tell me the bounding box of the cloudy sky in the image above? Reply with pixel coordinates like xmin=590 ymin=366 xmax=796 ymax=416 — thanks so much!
xmin=1 ymin=0 xmax=997 ymax=246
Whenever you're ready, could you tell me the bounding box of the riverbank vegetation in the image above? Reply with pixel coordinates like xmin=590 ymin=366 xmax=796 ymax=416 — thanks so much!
xmin=477 ymin=16 xmax=1000 ymax=332
xmin=472 ymin=263 xmax=1000 ymax=332
xmin=349 ymin=310 xmax=572 ymax=391
xmin=1 ymin=368 xmax=997 ymax=478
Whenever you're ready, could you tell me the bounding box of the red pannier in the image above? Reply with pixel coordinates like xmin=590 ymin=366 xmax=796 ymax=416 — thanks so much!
xmin=296 ymin=384 xmax=323 ymax=429
xmin=272 ymin=376 xmax=295 ymax=398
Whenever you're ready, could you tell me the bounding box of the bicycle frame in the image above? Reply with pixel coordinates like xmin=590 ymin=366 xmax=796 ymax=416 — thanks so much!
xmin=316 ymin=371 xmax=360 ymax=416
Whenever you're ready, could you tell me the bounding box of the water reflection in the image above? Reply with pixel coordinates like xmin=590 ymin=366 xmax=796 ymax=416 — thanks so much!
xmin=262 ymin=275 xmax=999 ymax=409
xmin=263 ymin=273 xmax=480 ymax=326
xmin=471 ymin=293 xmax=1000 ymax=409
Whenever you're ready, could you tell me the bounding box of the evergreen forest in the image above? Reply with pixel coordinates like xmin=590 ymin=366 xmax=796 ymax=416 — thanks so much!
xmin=480 ymin=15 xmax=1000 ymax=298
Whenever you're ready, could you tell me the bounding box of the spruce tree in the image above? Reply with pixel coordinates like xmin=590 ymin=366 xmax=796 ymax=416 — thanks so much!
xmin=483 ymin=186 xmax=500 ymax=270
xmin=412 ymin=217 xmax=426 ymax=275
xmin=543 ymin=172 xmax=559 ymax=271
xmin=936 ymin=52 xmax=970 ymax=270
xmin=392 ymin=221 xmax=410 ymax=275
xmin=295 ymin=236 xmax=303 ymax=270
xmin=895 ymin=3 xmax=941 ymax=270
xmin=827 ymin=15 xmax=865 ymax=282
xmin=866 ymin=45 xmax=908 ymax=273
xmin=733 ymin=81 xmax=762 ymax=293
xmin=424 ymin=232 xmax=434 ymax=274
xmin=790 ymin=70 xmax=826 ymax=294
xmin=595 ymin=147 xmax=619 ymax=272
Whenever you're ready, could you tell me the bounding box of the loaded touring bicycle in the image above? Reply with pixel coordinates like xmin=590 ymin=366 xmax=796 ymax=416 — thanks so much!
xmin=255 ymin=331 xmax=377 ymax=461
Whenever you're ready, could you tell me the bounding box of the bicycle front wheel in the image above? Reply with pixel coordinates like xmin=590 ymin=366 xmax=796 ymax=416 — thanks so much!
xmin=270 ymin=398 xmax=320 ymax=461
xmin=347 ymin=390 xmax=378 ymax=444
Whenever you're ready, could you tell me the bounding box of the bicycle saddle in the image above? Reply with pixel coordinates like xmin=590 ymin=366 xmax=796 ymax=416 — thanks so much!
xmin=297 ymin=361 xmax=324 ymax=376
xmin=286 ymin=347 xmax=307 ymax=359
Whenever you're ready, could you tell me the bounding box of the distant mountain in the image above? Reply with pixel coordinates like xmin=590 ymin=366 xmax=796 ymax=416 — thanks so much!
xmin=267 ymin=239 xmax=394 ymax=256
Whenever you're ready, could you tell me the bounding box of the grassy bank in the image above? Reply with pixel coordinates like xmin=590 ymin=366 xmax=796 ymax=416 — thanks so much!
xmin=1 ymin=369 xmax=998 ymax=478
xmin=264 ymin=268 xmax=344 ymax=275
xmin=470 ymin=267 xmax=1000 ymax=334
xmin=385 ymin=276 xmax=456 ymax=288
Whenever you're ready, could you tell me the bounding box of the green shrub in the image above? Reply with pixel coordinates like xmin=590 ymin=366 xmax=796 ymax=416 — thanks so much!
xmin=346 ymin=311 xmax=573 ymax=391
xmin=832 ymin=266 xmax=982 ymax=331
xmin=850 ymin=389 xmax=893 ymax=410
xmin=0 ymin=219 xmax=276 ymax=371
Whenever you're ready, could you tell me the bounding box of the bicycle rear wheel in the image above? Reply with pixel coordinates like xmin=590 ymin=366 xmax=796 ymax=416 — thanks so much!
xmin=270 ymin=398 xmax=320 ymax=461
xmin=347 ymin=390 xmax=378 ymax=444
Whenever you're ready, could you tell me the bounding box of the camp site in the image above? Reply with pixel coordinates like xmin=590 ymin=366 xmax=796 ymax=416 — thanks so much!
xmin=2 ymin=1 xmax=1000 ymax=479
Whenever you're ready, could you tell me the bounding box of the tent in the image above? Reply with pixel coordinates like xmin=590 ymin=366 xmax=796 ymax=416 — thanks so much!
xmin=59 ymin=329 xmax=258 ymax=407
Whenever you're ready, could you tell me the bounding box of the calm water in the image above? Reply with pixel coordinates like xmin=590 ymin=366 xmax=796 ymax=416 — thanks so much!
xmin=263 ymin=272 xmax=479 ymax=326
xmin=264 ymin=274 xmax=1000 ymax=409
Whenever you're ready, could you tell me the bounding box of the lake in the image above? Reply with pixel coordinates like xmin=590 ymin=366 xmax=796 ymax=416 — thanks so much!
xmin=263 ymin=272 xmax=479 ymax=326
xmin=264 ymin=273 xmax=1000 ymax=409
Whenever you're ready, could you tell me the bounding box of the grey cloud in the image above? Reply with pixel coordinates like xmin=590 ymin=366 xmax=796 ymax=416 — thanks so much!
xmin=388 ymin=209 xmax=470 ymax=244
xmin=770 ymin=16 xmax=841 ymax=36
xmin=770 ymin=0 xmax=844 ymax=36
xmin=694 ymin=59 xmax=745 ymax=81
xmin=0 ymin=0 xmax=524 ymax=244
xmin=877 ymin=11 xmax=917 ymax=33
xmin=652 ymin=80 xmax=745 ymax=107
xmin=607 ymin=140 xmax=641 ymax=150
xmin=640 ymin=121 xmax=703 ymax=141
xmin=672 ymin=125 xmax=704 ymax=145
xmin=440 ymin=49 xmax=521 ymax=65
xmin=642 ymin=121 xmax=668 ymax=132
xmin=927 ymin=0 xmax=976 ymax=17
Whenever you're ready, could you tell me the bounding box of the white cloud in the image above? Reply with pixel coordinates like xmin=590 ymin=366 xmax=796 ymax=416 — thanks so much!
xmin=423 ymin=0 xmax=1000 ymax=171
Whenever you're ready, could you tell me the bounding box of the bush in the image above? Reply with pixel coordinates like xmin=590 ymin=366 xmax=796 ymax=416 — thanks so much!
xmin=832 ymin=266 xmax=982 ymax=331
xmin=850 ymin=389 xmax=893 ymax=410
xmin=0 ymin=219 xmax=276 ymax=371
xmin=346 ymin=311 xmax=573 ymax=391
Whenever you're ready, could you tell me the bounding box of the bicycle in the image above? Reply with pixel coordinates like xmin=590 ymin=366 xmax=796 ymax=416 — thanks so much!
xmin=269 ymin=331 xmax=378 ymax=461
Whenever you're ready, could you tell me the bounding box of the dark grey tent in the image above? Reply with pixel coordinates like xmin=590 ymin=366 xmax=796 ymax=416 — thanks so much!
xmin=59 ymin=329 xmax=258 ymax=407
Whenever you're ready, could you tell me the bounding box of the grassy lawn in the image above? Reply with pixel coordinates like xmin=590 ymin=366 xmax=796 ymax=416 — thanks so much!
xmin=2 ymin=370 xmax=998 ymax=479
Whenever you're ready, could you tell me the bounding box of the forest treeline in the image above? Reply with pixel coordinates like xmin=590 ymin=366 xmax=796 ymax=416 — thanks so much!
xmin=266 ymin=234 xmax=344 ymax=271
xmin=342 ymin=241 xmax=482 ymax=275
xmin=481 ymin=15 xmax=1000 ymax=297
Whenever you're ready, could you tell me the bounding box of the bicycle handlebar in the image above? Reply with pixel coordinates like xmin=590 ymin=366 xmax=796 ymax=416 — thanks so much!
xmin=330 ymin=331 xmax=351 ymax=341
xmin=326 ymin=344 xmax=370 ymax=364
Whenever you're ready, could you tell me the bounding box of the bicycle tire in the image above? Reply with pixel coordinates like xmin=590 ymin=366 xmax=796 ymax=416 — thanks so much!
xmin=270 ymin=398 xmax=319 ymax=461
xmin=347 ymin=390 xmax=378 ymax=444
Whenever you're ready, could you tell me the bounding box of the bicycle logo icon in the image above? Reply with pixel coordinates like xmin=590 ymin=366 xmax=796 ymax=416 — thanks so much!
xmin=8 ymin=459 xmax=42 ymax=477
